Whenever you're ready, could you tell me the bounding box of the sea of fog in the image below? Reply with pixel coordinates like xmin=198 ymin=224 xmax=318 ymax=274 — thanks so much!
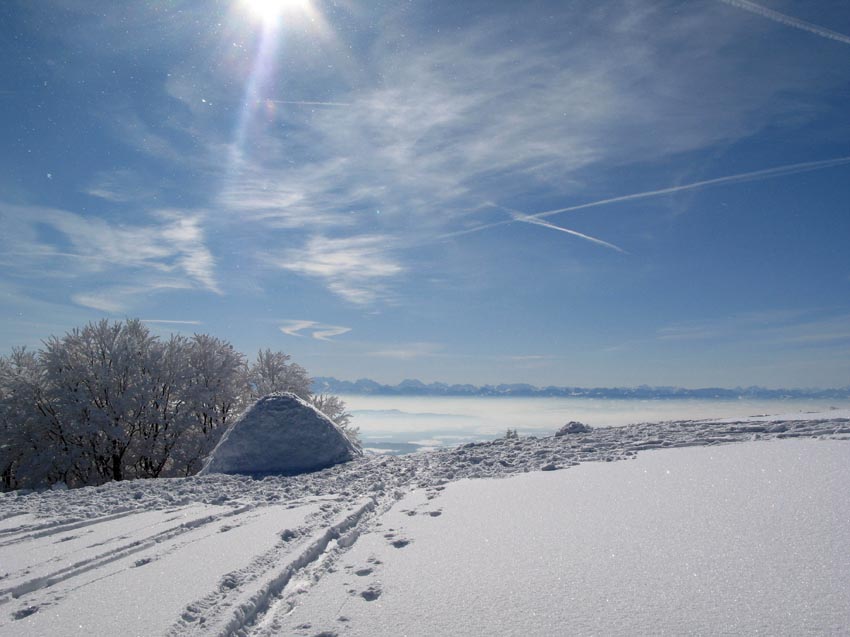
xmin=343 ymin=394 xmax=850 ymax=454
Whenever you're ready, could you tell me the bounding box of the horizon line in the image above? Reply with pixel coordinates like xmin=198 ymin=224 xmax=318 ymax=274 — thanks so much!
xmin=313 ymin=376 xmax=850 ymax=394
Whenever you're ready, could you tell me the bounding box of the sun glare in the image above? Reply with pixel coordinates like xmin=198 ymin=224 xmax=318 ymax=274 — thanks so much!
xmin=243 ymin=0 xmax=312 ymax=24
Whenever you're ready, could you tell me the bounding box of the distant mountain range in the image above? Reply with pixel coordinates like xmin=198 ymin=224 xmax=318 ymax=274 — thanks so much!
xmin=312 ymin=377 xmax=850 ymax=400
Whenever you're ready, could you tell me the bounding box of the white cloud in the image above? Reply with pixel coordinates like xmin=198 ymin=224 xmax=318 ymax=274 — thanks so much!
xmin=158 ymin=213 xmax=222 ymax=294
xmin=70 ymin=292 xmax=126 ymax=314
xmin=279 ymin=319 xmax=351 ymax=341
xmin=272 ymin=235 xmax=403 ymax=305
xmin=86 ymin=168 xmax=159 ymax=203
xmin=0 ymin=202 xmax=221 ymax=310
xmin=71 ymin=281 xmax=192 ymax=314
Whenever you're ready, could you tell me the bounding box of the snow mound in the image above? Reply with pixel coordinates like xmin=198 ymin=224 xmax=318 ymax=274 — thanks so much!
xmin=556 ymin=421 xmax=592 ymax=435
xmin=200 ymin=392 xmax=361 ymax=476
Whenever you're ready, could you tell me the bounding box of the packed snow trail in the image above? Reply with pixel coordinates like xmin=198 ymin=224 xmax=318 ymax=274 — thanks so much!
xmin=0 ymin=413 xmax=848 ymax=635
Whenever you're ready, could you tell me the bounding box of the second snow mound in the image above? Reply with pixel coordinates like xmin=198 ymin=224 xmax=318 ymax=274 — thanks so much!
xmin=200 ymin=392 xmax=361 ymax=476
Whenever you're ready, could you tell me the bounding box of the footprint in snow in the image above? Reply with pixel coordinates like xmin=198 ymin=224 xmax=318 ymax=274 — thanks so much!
xmin=354 ymin=567 xmax=373 ymax=576
xmin=360 ymin=583 xmax=382 ymax=601
xmin=13 ymin=606 xmax=39 ymax=620
xmin=389 ymin=538 xmax=411 ymax=549
xmin=219 ymin=573 xmax=240 ymax=590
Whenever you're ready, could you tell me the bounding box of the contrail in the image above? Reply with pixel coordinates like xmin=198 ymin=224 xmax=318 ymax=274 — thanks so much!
xmin=502 ymin=206 xmax=627 ymax=254
xmin=522 ymin=216 xmax=627 ymax=253
xmin=141 ymin=320 xmax=202 ymax=325
xmin=442 ymin=155 xmax=850 ymax=239
xmin=263 ymin=99 xmax=351 ymax=107
xmin=719 ymin=0 xmax=850 ymax=46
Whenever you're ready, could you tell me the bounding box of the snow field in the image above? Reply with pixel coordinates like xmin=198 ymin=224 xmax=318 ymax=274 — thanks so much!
xmin=272 ymin=439 xmax=850 ymax=637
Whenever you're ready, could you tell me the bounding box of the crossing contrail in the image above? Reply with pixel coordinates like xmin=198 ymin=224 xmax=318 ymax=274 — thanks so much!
xmin=442 ymin=155 xmax=850 ymax=239
xmin=719 ymin=0 xmax=850 ymax=45
xmin=501 ymin=206 xmax=627 ymax=253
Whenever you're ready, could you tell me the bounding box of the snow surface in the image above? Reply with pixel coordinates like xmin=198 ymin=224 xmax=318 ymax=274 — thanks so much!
xmin=270 ymin=439 xmax=850 ymax=636
xmin=201 ymin=393 xmax=360 ymax=476
xmin=0 ymin=414 xmax=848 ymax=635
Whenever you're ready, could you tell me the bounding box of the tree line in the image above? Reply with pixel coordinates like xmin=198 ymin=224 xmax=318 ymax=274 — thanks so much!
xmin=0 ymin=319 xmax=358 ymax=491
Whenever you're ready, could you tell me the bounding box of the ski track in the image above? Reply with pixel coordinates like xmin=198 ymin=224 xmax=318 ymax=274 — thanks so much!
xmin=165 ymin=497 xmax=378 ymax=637
xmin=0 ymin=503 xmax=261 ymax=605
xmin=0 ymin=415 xmax=848 ymax=635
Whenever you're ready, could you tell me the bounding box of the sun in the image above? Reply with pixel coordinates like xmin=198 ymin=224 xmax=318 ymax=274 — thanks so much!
xmin=242 ymin=0 xmax=312 ymax=24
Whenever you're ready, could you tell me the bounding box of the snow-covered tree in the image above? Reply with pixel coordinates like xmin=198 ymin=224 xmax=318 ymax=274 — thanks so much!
xmin=248 ymin=349 xmax=312 ymax=399
xmin=0 ymin=348 xmax=61 ymax=489
xmin=0 ymin=321 xmax=357 ymax=490
xmin=170 ymin=334 xmax=247 ymax=476
xmin=131 ymin=334 xmax=193 ymax=479
xmin=40 ymin=319 xmax=162 ymax=483
xmin=309 ymin=393 xmax=360 ymax=450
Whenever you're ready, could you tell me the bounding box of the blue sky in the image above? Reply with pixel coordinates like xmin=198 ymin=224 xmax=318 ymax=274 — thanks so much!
xmin=1 ymin=0 xmax=849 ymax=388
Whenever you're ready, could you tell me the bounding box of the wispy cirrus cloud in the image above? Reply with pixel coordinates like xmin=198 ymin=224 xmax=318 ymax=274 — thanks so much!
xmin=40 ymin=1 xmax=850 ymax=310
xmin=657 ymin=310 xmax=850 ymax=348
xmin=367 ymin=342 xmax=444 ymax=360
xmin=71 ymin=281 xmax=194 ymax=313
xmin=86 ymin=168 xmax=159 ymax=203
xmin=223 ymin=2 xmax=832 ymax=223
xmin=159 ymin=213 xmax=221 ymax=294
xmin=0 ymin=202 xmax=221 ymax=312
xmin=279 ymin=319 xmax=351 ymax=341
xmin=269 ymin=235 xmax=403 ymax=305
xmin=180 ymin=1 xmax=847 ymax=303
